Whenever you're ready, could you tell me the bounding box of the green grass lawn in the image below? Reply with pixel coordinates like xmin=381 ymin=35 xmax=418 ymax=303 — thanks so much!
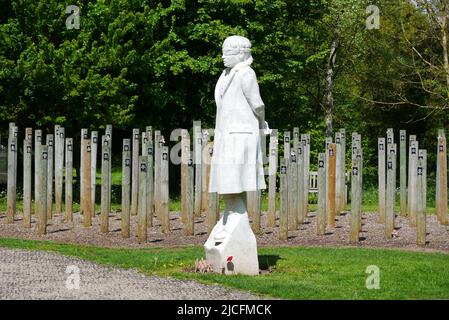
xmin=1 ymin=238 xmax=448 ymax=300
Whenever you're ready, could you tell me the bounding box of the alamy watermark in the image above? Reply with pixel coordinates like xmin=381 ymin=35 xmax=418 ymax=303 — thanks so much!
xmin=365 ymin=265 xmax=380 ymax=290
xmin=65 ymin=265 xmax=80 ymax=290
xmin=366 ymin=5 xmax=380 ymax=30
xmin=66 ymin=5 xmax=80 ymax=30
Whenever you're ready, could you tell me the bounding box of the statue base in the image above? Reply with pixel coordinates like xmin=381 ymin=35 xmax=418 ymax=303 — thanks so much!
xmin=204 ymin=210 xmax=259 ymax=276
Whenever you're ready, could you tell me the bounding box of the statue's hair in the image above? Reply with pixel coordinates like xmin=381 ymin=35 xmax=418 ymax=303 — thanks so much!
xmin=222 ymin=35 xmax=252 ymax=54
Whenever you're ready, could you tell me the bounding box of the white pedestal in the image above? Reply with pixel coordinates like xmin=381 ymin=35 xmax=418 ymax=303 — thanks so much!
xmin=204 ymin=211 xmax=259 ymax=275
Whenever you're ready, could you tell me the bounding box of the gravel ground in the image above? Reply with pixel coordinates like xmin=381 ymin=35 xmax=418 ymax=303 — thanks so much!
xmin=0 ymin=209 xmax=448 ymax=253
xmin=0 ymin=248 xmax=259 ymax=300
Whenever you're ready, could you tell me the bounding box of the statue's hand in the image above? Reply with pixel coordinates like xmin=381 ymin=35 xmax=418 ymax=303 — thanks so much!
xmin=263 ymin=121 xmax=272 ymax=135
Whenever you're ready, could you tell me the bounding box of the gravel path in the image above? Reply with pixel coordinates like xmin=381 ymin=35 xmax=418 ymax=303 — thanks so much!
xmin=0 ymin=248 xmax=258 ymax=300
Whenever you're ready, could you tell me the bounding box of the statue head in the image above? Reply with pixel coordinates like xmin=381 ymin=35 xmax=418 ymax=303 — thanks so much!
xmin=221 ymin=35 xmax=252 ymax=68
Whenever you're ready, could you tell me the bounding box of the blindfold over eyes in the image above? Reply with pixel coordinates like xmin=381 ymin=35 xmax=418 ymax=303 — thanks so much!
xmin=222 ymin=47 xmax=251 ymax=55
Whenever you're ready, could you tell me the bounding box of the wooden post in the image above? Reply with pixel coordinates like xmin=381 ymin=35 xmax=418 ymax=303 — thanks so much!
xmin=216 ymin=192 xmax=220 ymax=223
xmin=339 ymin=129 xmax=347 ymax=208
xmin=252 ymin=190 xmax=261 ymax=233
xmin=279 ymin=159 xmax=288 ymax=241
xmin=201 ymin=130 xmax=210 ymax=214
xmin=186 ymin=155 xmax=194 ymax=236
xmin=145 ymin=128 xmax=153 ymax=224
xmin=46 ymin=134 xmax=54 ymax=222
xmin=90 ymin=131 xmax=98 ymax=212
xmin=350 ymin=149 xmax=361 ymax=244
xmin=82 ymin=139 xmax=92 ymax=227
xmin=297 ymin=144 xmax=305 ymax=224
xmin=154 ymin=130 xmax=161 ymax=221
xmin=142 ymin=131 xmax=148 ymax=161
xmin=399 ymin=130 xmax=407 ymax=216
xmin=288 ymin=150 xmax=298 ymax=230
xmin=54 ymin=126 xmax=65 ymax=214
xmin=13 ymin=126 xmax=17 ymax=198
xmin=205 ymin=142 xmax=217 ymax=232
xmin=181 ymin=129 xmax=189 ymax=224
xmin=247 ymin=191 xmax=254 ymax=220
xmin=416 ymin=157 xmax=426 ymax=246
xmin=386 ymin=128 xmax=394 ymax=148
xmin=303 ymin=134 xmax=311 ymax=218
xmin=131 ymin=128 xmax=140 ymax=216
xmin=357 ymin=134 xmax=363 ymax=191
xmin=385 ymin=145 xmax=397 ymax=238
xmin=327 ymin=143 xmax=336 ymax=228
xmin=267 ymin=132 xmax=278 ymax=227
xmin=146 ymin=141 xmax=154 ymax=227
xmin=106 ymin=136 xmax=113 ymax=212
xmin=284 ymin=132 xmax=291 ymax=161
xmin=121 ymin=139 xmax=131 ymax=238
xmin=392 ymin=143 xmax=397 ymax=212
xmin=204 ymin=139 xmax=213 ymax=220
xmin=23 ymin=136 xmax=32 ymax=228
xmin=25 ymin=127 xmax=33 ymax=142
xmin=409 ymin=140 xmax=419 ymax=227
xmin=378 ymin=138 xmax=386 ymax=223
xmin=436 ymin=132 xmax=448 ymax=225
xmin=65 ymin=138 xmax=73 ymax=223
xmin=207 ymin=192 xmax=218 ymax=234
xmin=8 ymin=122 xmax=15 ymax=135
xmin=335 ymin=131 xmax=343 ymax=215
xmin=193 ymin=121 xmax=202 ymax=217
xmin=293 ymin=128 xmax=300 ymax=221
xmin=7 ymin=131 xmax=17 ymax=224
xmin=317 ymin=153 xmax=326 ymax=236
xmin=419 ymin=149 xmax=427 ymax=218
xmin=161 ymin=146 xmax=170 ymax=233
xmin=34 ymin=129 xmax=42 ymax=212
xmin=138 ymin=156 xmax=148 ymax=243
xmin=293 ymin=128 xmax=300 ymax=151
xmin=105 ymin=135 xmax=112 ymax=213
xmin=301 ymin=135 xmax=310 ymax=221
xmin=436 ymin=132 xmax=441 ymax=223
xmin=100 ymin=136 xmax=110 ymax=233
xmin=248 ymin=192 xmax=256 ymax=228
xmin=37 ymin=145 xmax=48 ymax=235
xmin=105 ymin=125 xmax=112 ymax=214
xmin=407 ymin=135 xmax=417 ymax=216
xmin=80 ymin=128 xmax=88 ymax=215
xmin=351 ymin=133 xmax=357 ymax=161
xmin=357 ymin=147 xmax=364 ymax=230
xmin=325 ymin=137 xmax=332 ymax=221
xmin=9 ymin=125 xmax=18 ymax=212
xmin=386 ymin=129 xmax=394 ymax=168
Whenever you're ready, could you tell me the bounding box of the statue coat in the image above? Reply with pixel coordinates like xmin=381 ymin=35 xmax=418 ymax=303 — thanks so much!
xmin=209 ymin=58 xmax=267 ymax=194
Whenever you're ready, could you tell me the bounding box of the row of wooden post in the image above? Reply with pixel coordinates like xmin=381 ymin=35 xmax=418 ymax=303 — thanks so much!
xmin=377 ymin=128 xmax=449 ymax=246
xmin=7 ymin=124 xmax=50 ymax=234
xmin=4 ymin=122 xmax=223 ymax=241
xmin=4 ymin=122 xmax=294 ymax=239
xmin=278 ymin=130 xmax=313 ymax=240
xmin=436 ymin=130 xmax=448 ymax=225
xmin=279 ymin=129 xmax=348 ymax=241
xmin=8 ymin=124 xmax=349 ymax=242
xmin=350 ymin=133 xmax=363 ymax=243
xmin=6 ymin=123 xmax=448 ymax=246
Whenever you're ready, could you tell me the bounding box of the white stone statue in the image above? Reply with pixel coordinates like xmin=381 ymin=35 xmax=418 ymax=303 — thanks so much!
xmin=204 ymin=35 xmax=269 ymax=276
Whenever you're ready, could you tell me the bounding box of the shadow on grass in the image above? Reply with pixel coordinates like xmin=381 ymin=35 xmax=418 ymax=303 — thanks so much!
xmin=258 ymin=254 xmax=281 ymax=270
